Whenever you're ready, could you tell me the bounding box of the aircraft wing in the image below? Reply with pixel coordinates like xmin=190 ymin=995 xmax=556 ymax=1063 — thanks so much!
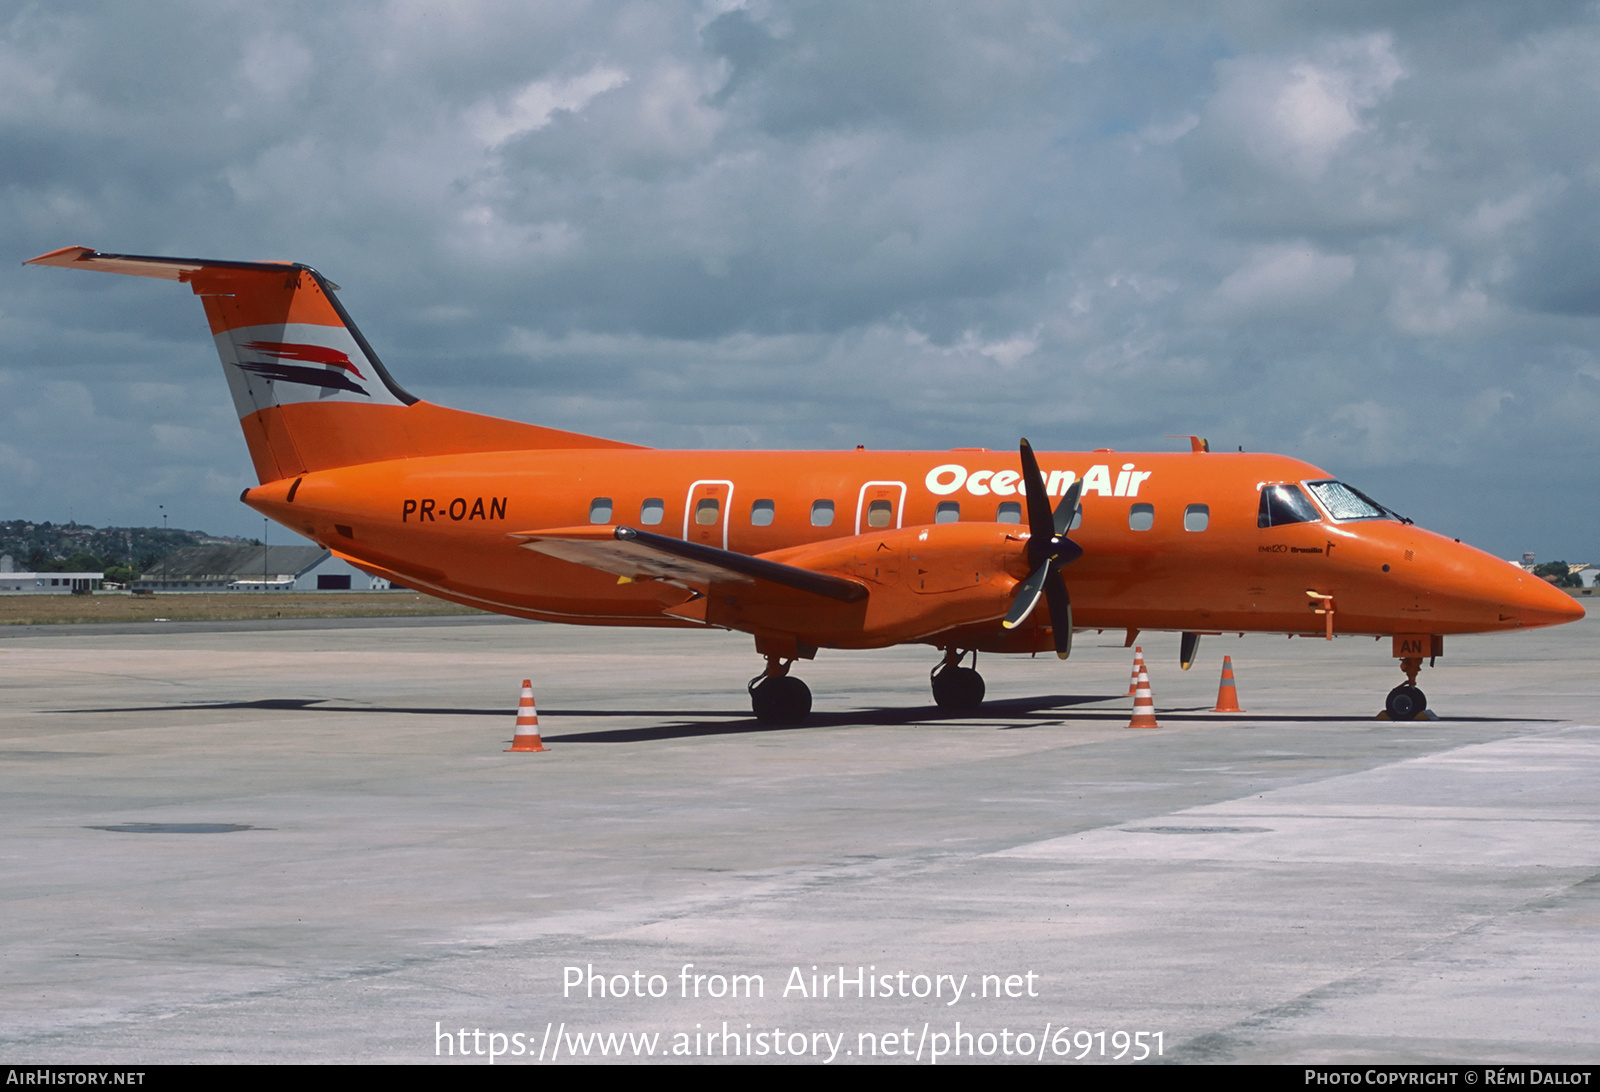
xmin=512 ymin=526 xmax=869 ymax=603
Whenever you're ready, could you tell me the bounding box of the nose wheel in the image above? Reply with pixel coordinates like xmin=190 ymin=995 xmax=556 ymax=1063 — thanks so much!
xmin=931 ymin=649 xmax=986 ymax=711
xmin=1385 ymin=683 xmax=1428 ymax=720
xmin=749 ymin=658 xmax=811 ymax=725
xmin=1380 ymin=654 xmax=1434 ymax=720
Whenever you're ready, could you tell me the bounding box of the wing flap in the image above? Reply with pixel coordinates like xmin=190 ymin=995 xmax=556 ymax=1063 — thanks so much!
xmin=513 ymin=525 xmax=868 ymax=603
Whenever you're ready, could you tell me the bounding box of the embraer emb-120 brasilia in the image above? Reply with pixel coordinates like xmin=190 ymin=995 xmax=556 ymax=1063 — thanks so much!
xmin=28 ymin=247 xmax=1584 ymax=724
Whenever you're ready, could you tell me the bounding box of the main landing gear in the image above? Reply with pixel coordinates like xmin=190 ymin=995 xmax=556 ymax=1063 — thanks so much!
xmin=749 ymin=656 xmax=812 ymax=726
xmin=1384 ymin=655 xmax=1430 ymax=720
xmin=931 ymin=648 xmax=986 ymax=711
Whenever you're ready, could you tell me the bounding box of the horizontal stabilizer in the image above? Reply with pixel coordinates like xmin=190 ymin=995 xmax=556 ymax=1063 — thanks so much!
xmin=513 ymin=526 xmax=868 ymax=603
xmin=26 ymin=246 xmax=313 ymax=282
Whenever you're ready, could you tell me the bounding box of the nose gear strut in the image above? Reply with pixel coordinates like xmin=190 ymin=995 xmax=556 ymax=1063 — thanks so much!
xmin=1383 ymin=656 xmax=1429 ymax=720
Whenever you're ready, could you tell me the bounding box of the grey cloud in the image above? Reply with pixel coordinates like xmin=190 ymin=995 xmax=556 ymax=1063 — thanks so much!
xmin=2 ymin=0 xmax=1597 ymax=560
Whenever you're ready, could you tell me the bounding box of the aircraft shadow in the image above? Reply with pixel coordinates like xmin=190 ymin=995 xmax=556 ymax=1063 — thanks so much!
xmin=51 ymin=694 xmax=1112 ymax=741
xmin=547 ymin=695 xmax=1112 ymax=741
xmin=46 ymin=696 xmax=1554 ymax=744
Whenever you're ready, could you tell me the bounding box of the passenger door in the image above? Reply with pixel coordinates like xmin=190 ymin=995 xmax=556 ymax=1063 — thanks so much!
xmin=683 ymin=479 xmax=734 ymax=549
xmin=854 ymin=480 xmax=906 ymax=535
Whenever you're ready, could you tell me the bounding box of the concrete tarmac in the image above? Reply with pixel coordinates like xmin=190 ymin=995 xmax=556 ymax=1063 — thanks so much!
xmin=1 ymin=614 xmax=1596 ymax=1064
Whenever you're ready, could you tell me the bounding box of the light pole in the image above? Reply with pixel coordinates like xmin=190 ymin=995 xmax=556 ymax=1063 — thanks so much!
xmin=263 ymin=518 xmax=269 ymax=591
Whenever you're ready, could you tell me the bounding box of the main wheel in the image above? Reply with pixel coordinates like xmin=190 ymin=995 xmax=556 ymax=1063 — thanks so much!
xmin=751 ymin=675 xmax=812 ymax=726
xmin=931 ymin=665 xmax=986 ymax=711
xmin=1385 ymin=684 xmax=1427 ymax=720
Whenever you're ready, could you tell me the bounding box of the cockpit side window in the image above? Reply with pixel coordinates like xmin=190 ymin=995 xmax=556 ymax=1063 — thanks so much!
xmin=1304 ymin=480 xmax=1391 ymax=522
xmin=1257 ymin=484 xmax=1320 ymax=528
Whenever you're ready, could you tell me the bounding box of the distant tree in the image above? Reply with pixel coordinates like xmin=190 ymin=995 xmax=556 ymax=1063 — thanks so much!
xmin=1533 ymin=561 xmax=1582 ymax=588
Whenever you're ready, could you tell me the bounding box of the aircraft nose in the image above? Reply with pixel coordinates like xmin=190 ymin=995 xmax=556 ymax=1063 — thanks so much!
xmin=1515 ymin=575 xmax=1587 ymax=627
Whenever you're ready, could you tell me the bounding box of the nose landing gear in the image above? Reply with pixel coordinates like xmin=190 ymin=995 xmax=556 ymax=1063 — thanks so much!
xmin=1380 ymin=644 xmax=1438 ymax=720
xmin=1385 ymin=680 xmax=1429 ymax=720
xmin=931 ymin=648 xmax=986 ymax=711
xmin=749 ymin=656 xmax=811 ymax=726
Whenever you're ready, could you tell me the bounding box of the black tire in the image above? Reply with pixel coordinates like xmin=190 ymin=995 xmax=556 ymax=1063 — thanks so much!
xmin=1385 ymin=684 xmax=1427 ymax=720
xmin=751 ymin=675 xmax=812 ymax=726
xmin=931 ymin=666 xmax=986 ymax=711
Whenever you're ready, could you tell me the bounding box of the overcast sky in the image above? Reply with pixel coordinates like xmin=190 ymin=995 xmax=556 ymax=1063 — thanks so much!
xmin=2 ymin=1 xmax=1597 ymax=561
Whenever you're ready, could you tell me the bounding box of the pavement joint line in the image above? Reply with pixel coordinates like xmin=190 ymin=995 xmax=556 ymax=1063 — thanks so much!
xmin=1164 ymin=863 xmax=1600 ymax=1063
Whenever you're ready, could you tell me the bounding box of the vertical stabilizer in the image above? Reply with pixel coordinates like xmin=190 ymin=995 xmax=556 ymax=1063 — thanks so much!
xmin=26 ymin=247 xmax=641 ymax=481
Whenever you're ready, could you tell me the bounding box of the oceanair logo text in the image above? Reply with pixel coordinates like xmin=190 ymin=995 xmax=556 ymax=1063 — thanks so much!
xmin=924 ymin=463 xmax=1152 ymax=498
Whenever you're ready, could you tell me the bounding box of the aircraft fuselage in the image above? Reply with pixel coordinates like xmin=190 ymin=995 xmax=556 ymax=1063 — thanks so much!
xmin=242 ymin=446 xmax=1577 ymax=653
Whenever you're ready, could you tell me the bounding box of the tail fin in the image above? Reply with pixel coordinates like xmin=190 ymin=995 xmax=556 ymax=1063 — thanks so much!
xmin=26 ymin=246 xmax=640 ymax=482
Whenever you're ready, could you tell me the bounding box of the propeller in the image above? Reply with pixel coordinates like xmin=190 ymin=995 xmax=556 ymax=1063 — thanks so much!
xmin=1001 ymin=438 xmax=1083 ymax=659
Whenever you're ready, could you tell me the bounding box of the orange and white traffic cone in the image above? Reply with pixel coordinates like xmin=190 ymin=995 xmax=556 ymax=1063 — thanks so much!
xmin=1126 ymin=646 xmax=1142 ymax=696
xmin=1128 ymin=649 xmax=1159 ymax=729
xmin=505 ymin=679 xmax=547 ymax=752
xmin=1212 ymin=655 xmax=1243 ymax=713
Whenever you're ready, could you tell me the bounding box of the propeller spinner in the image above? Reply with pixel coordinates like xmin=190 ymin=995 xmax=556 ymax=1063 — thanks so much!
xmin=1001 ymin=438 xmax=1083 ymax=659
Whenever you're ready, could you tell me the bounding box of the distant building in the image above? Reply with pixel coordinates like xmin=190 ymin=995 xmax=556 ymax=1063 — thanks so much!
xmin=1509 ymin=556 xmax=1593 ymax=588
xmin=134 ymin=545 xmax=391 ymax=591
xmin=0 ymin=571 xmax=104 ymax=594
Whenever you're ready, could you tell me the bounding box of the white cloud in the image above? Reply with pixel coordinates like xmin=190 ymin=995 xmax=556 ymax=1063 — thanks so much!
xmin=1207 ymin=35 xmax=1405 ymax=179
xmin=465 ymin=65 xmax=628 ymax=149
xmin=625 ymin=64 xmax=725 ymax=158
xmin=1212 ymin=244 xmax=1355 ymax=313
xmin=238 ymin=32 xmax=313 ymax=101
xmin=1132 ymin=113 xmax=1198 ymax=149
xmin=1383 ymin=248 xmax=1492 ymax=336
xmin=0 ymin=442 xmax=39 ymax=484
xmin=950 ymin=328 xmax=1041 ymax=368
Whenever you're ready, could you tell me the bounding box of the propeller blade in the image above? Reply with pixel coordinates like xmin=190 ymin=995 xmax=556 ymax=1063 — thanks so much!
xmin=1018 ymin=438 xmax=1056 ymax=550
xmin=1003 ymin=563 xmax=1050 ymax=630
xmin=1043 ymin=570 xmax=1073 ymax=659
xmin=1053 ymin=479 xmax=1082 ymax=537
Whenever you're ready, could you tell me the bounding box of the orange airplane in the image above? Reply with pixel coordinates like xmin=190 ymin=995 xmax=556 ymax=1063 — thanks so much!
xmin=27 ymin=247 xmax=1585 ymax=724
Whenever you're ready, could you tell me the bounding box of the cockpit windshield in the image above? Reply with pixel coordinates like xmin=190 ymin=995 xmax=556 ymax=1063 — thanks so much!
xmin=1304 ymin=480 xmax=1397 ymax=522
xmin=1257 ymin=484 xmax=1321 ymax=528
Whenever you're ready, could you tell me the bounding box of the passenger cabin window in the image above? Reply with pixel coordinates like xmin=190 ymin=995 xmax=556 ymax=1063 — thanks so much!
xmin=1304 ymin=480 xmax=1390 ymax=522
xmin=1184 ymin=504 xmax=1210 ymax=532
xmin=750 ymin=499 xmax=775 ymax=526
xmin=1257 ymin=484 xmax=1319 ymax=528
xmin=935 ymin=501 xmax=960 ymax=524
xmin=866 ymin=499 xmax=893 ymax=529
xmin=588 ymin=497 xmax=613 ymax=524
xmin=694 ymin=498 xmax=720 ymax=526
xmin=811 ymin=500 xmax=835 ymax=527
xmin=1128 ymin=503 xmax=1154 ymax=531
xmin=996 ymin=501 xmax=1022 ymax=524
xmin=639 ymin=498 xmax=664 ymax=525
